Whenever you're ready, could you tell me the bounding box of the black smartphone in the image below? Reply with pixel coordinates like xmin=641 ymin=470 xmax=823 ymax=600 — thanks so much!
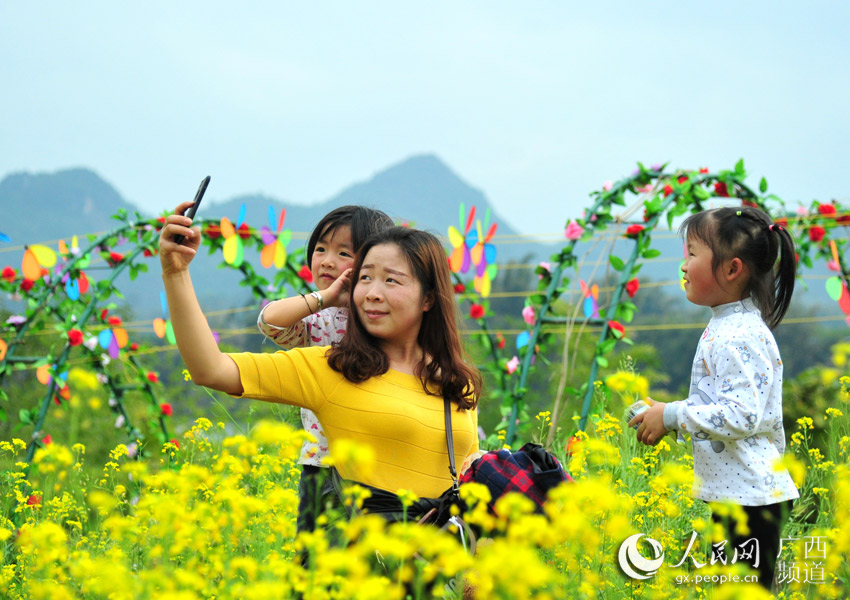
xmin=173 ymin=175 xmax=211 ymax=244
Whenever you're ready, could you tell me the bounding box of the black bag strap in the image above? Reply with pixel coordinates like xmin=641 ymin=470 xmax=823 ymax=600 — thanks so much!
xmin=444 ymin=396 xmax=459 ymax=495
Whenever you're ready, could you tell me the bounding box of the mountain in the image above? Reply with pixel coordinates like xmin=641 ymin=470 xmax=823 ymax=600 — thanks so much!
xmin=0 ymin=157 xmax=836 ymax=327
xmin=0 ymin=156 xmax=556 ymax=324
xmin=0 ymin=168 xmax=140 ymax=244
xmin=208 ymin=154 xmax=552 ymax=263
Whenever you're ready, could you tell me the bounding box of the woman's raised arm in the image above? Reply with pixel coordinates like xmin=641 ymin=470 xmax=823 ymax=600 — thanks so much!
xmin=159 ymin=202 xmax=243 ymax=395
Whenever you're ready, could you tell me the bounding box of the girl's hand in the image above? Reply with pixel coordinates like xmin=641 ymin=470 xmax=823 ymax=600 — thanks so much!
xmin=630 ymin=399 xmax=668 ymax=446
xmin=159 ymin=201 xmax=202 ymax=277
xmin=322 ymin=268 xmax=353 ymax=309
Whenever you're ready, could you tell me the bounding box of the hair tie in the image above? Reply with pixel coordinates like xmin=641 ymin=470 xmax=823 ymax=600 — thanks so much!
xmin=768 ymin=223 xmax=784 ymax=233
xmin=736 ymin=210 xmax=742 ymax=216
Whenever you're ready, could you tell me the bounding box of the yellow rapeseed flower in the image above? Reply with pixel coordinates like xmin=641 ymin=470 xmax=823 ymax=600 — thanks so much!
xmin=796 ymin=416 xmax=814 ymax=430
xmin=774 ymin=454 xmax=806 ymax=488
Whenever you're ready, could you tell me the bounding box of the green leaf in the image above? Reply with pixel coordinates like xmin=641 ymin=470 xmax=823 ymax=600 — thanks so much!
xmin=616 ymin=305 xmax=635 ymax=323
xmin=693 ymin=185 xmax=711 ymax=200
xmin=609 ymin=255 xmax=625 ymax=271
xmin=598 ymin=339 xmax=617 ymax=354
xmin=19 ymin=409 xmax=32 ymax=424
xmin=644 ymin=196 xmax=663 ymax=214
xmin=734 ymin=158 xmax=746 ymax=178
xmin=759 ymin=177 xmax=768 ymax=193
xmin=642 ymin=248 xmax=661 ymax=259
xmin=596 ymin=356 xmax=609 ymax=368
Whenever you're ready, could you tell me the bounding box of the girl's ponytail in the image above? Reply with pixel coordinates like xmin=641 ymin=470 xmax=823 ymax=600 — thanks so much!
xmin=769 ymin=223 xmax=796 ymax=328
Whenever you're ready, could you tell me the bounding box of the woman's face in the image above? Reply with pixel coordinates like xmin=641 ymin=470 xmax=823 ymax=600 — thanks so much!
xmin=352 ymin=243 xmax=432 ymax=344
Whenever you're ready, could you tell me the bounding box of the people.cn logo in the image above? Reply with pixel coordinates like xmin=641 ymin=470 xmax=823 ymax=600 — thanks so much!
xmin=618 ymin=533 xmax=665 ymax=580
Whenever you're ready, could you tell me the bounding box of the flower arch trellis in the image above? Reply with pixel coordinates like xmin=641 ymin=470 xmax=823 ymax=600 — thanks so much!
xmin=455 ymin=160 xmax=850 ymax=448
xmin=0 ymin=210 xmax=312 ymax=464
xmin=1 ymin=160 xmax=848 ymax=460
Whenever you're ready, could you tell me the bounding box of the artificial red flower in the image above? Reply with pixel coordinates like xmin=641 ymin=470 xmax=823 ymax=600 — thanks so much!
xmin=42 ymin=434 xmax=52 ymax=445
xmin=626 ymin=278 xmax=640 ymax=298
xmin=809 ymin=226 xmax=826 ymax=243
xmin=237 ymin=223 xmax=252 ymax=240
xmin=100 ymin=309 xmax=109 ymax=321
xmin=160 ymin=403 xmax=173 ymax=417
xmin=109 ymin=252 xmax=125 ymax=265
xmin=143 ymin=248 xmax=156 ymax=257
xmin=20 ymin=279 xmax=34 ymax=292
xmin=625 ymin=224 xmax=645 ymax=237
xmin=26 ymin=494 xmax=41 ymax=506
xmin=714 ymin=182 xmax=729 ymax=197
xmin=742 ymin=199 xmax=759 ymax=208
xmin=699 ymin=167 xmax=710 ymax=174
xmin=837 ymin=213 xmax=850 ymax=225
xmin=169 ymin=438 xmax=181 ymax=449
xmin=677 ymin=175 xmax=688 ymax=184
xmin=470 ymin=304 xmax=485 ymax=320
xmin=774 ymin=217 xmax=789 ymax=227
xmin=496 ymin=333 xmax=506 ymax=350
xmin=1 ymin=266 xmax=15 ymax=282
xmin=663 ymin=184 xmax=673 ymax=197
xmin=297 ymin=265 xmax=313 ymax=283
xmin=146 ymin=371 xmax=159 ymax=383
xmin=108 ymin=316 xmax=122 ymax=326
xmin=130 ymin=343 xmax=139 ymax=351
xmin=205 ymin=224 xmax=222 ymax=239
xmin=453 ymin=283 xmax=465 ymax=294
xmin=818 ymin=203 xmax=837 ymax=217
xmin=608 ymin=320 xmax=625 ymax=337
xmin=68 ymin=329 xmax=84 ymax=346
xmin=155 ymin=217 xmax=166 ymax=230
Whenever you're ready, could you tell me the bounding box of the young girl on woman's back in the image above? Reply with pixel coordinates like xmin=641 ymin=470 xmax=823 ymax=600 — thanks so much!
xmin=631 ymin=206 xmax=799 ymax=588
xmin=257 ymin=205 xmax=393 ymax=533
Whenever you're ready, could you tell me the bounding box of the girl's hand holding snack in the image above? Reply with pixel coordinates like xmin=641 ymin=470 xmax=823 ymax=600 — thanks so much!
xmin=629 ymin=398 xmax=667 ymax=446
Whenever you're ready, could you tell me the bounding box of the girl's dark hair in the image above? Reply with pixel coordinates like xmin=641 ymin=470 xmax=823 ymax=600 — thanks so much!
xmin=327 ymin=226 xmax=481 ymax=409
xmin=306 ymin=205 xmax=395 ymax=262
xmin=679 ymin=206 xmax=796 ymax=328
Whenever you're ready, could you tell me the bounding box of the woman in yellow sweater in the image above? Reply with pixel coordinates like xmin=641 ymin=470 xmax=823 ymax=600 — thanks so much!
xmin=159 ymin=202 xmax=481 ymax=501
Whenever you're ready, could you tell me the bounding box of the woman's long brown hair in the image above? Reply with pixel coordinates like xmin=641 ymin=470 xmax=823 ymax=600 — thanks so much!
xmin=327 ymin=227 xmax=481 ymax=409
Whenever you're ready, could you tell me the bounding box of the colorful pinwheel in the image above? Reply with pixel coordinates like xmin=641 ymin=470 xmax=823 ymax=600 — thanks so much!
xmin=825 ymin=241 xmax=850 ymax=325
xmin=260 ymin=206 xmax=292 ymax=269
xmin=221 ymin=204 xmax=247 ymax=267
xmin=580 ymin=280 xmax=599 ymax=319
xmin=98 ymin=317 xmax=129 ymax=359
xmin=153 ymin=291 xmax=177 ymax=345
xmin=447 ymin=204 xmax=499 ymax=297
xmin=22 ymin=244 xmax=57 ymax=282
xmin=59 ymin=237 xmax=90 ymax=300
xmin=36 ymin=364 xmax=70 ymax=401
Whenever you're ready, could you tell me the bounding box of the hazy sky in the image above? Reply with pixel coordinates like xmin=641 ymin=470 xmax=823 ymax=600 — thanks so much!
xmin=2 ymin=1 xmax=848 ymax=235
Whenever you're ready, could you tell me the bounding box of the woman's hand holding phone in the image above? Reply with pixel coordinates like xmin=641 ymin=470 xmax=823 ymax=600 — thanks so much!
xmin=160 ymin=201 xmax=203 ymax=277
